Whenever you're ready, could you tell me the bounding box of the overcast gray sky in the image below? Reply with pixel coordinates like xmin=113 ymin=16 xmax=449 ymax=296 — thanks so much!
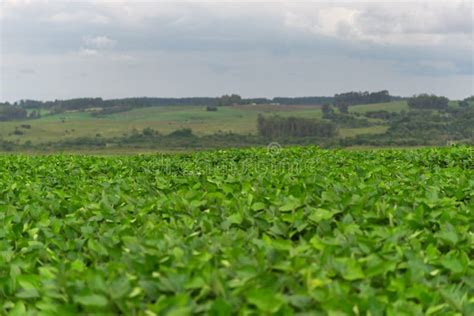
xmin=0 ymin=0 xmax=473 ymax=101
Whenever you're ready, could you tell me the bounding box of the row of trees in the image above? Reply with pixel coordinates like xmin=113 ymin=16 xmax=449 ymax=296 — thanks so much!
xmin=0 ymin=106 xmax=28 ymax=121
xmin=8 ymin=95 xmax=339 ymax=111
xmin=0 ymin=104 xmax=42 ymax=121
xmin=364 ymin=110 xmax=399 ymax=121
xmin=3 ymin=91 xmax=399 ymax=113
xmin=272 ymin=96 xmax=334 ymax=105
xmin=12 ymin=97 xmax=219 ymax=112
xmin=407 ymin=94 xmax=449 ymax=109
xmin=334 ymin=90 xmax=391 ymax=106
xmin=257 ymin=115 xmax=337 ymax=138
xmin=217 ymin=94 xmax=242 ymax=106
xmin=219 ymin=93 xmax=393 ymax=107
xmin=9 ymin=92 xmax=471 ymax=113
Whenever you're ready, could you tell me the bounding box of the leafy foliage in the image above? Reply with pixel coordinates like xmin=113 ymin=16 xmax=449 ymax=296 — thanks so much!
xmin=408 ymin=94 xmax=449 ymax=110
xmin=334 ymin=90 xmax=392 ymax=106
xmin=0 ymin=105 xmax=28 ymax=121
xmin=0 ymin=147 xmax=473 ymax=315
xmin=257 ymin=115 xmax=337 ymax=138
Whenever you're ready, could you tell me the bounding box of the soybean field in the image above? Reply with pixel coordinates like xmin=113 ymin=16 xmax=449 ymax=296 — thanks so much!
xmin=1 ymin=146 xmax=473 ymax=315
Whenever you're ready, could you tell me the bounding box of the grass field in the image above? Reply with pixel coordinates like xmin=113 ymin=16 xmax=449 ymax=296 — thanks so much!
xmin=0 ymin=105 xmax=325 ymax=144
xmin=0 ymin=102 xmax=411 ymax=145
xmin=349 ymin=101 xmax=408 ymax=113
xmin=1 ymin=146 xmax=472 ymax=315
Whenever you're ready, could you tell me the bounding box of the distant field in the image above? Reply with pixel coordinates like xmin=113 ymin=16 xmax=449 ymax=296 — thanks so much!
xmin=0 ymin=102 xmax=410 ymax=145
xmin=1 ymin=105 xmax=324 ymax=144
xmin=349 ymin=100 xmax=408 ymax=113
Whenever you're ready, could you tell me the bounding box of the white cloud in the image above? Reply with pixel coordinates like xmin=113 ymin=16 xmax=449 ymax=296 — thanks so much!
xmin=1 ymin=0 xmax=472 ymax=101
xmin=78 ymin=48 xmax=99 ymax=57
xmin=48 ymin=11 xmax=109 ymax=24
xmin=284 ymin=7 xmax=361 ymax=40
xmin=283 ymin=1 xmax=473 ymax=47
xmin=83 ymin=35 xmax=116 ymax=48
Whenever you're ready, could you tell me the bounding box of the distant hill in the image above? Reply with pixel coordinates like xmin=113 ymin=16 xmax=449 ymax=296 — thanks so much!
xmin=2 ymin=90 xmax=408 ymax=113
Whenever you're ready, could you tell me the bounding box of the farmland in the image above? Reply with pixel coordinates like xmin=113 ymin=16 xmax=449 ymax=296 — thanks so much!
xmin=1 ymin=146 xmax=473 ymax=315
xmin=0 ymin=102 xmax=406 ymax=145
xmin=1 ymin=96 xmax=473 ymax=152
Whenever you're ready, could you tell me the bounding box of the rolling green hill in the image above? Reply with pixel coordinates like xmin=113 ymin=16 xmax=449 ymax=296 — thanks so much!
xmin=0 ymin=102 xmax=411 ymax=145
xmin=349 ymin=101 xmax=408 ymax=113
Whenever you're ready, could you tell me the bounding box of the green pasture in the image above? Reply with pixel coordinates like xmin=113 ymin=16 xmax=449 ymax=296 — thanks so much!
xmin=0 ymin=101 xmax=417 ymax=145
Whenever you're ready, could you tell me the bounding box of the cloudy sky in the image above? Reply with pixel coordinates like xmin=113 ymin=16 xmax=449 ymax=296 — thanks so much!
xmin=0 ymin=0 xmax=473 ymax=101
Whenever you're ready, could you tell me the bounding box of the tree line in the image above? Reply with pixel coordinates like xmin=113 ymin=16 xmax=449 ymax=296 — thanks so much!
xmin=407 ymin=94 xmax=449 ymax=109
xmin=5 ymin=95 xmax=338 ymax=110
xmin=334 ymin=90 xmax=392 ymax=106
xmin=257 ymin=115 xmax=337 ymax=138
xmin=5 ymin=91 xmax=467 ymax=113
xmin=0 ymin=90 xmax=403 ymax=114
xmin=0 ymin=105 xmax=41 ymax=121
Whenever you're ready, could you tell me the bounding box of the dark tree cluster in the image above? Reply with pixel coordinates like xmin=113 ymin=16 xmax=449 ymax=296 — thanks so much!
xmin=272 ymin=96 xmax=334 ymax=105
xmin=115 ymin=97 xmax=218 ymax=107
xmin=257 ymin=115 xmax=337 ymax=138
xmin=336 ymin=103 xmax=349 ymax=114
xmin=243 ymin=98 xmax=271 ymax=105
xmin=55 ymin=98 xmax=104 ymax=111
xmin=464 ymin=96 xmax=474 ymax=102
xmin=206 ymin=106 xmax=218 ymax=112
xmin=167 ymin=128 xmax=195 ymax=138
xmin=0 ymin=105 xmax=28 ymax=121
xmin=324 ymin=113 xmax=371 ymax=128
xmin=446 ymin=107 xmax=474 ymax=139
xmin=334 ymin=90 xmax=391 ymax=106
xmin=382 ymin=107 xmax=474 ymax=142
xmin=321 ymin=104 xmax=371 ymax=127
xmin=217 ymin=94 xmax=242 ymax=106
xmin=459 ymin=96 xmax=474 ymax=108
xmin=14 ymin=97 xmax=220 ymax=113
xmin=16 ymin=99 xmax=44 ymax=108
xmin=407 ymin=94 xmax=449 ymax=110
xmin=322 ymin=104 xmax=335 ymax=116
xmin=364 ymin=110 xmax=400 ymax=121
